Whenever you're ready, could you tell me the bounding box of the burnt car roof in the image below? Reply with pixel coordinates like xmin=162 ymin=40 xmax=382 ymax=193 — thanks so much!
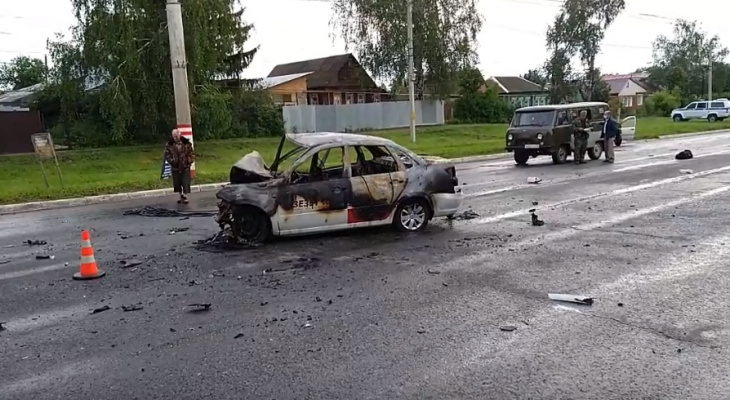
xmin=285 ymin=132 xmax=397 ymax=148
xmin=515 ymin=102 xmax=609 ymax=113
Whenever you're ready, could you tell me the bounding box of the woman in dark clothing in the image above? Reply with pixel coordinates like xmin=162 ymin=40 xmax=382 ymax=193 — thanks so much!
xmin=164 ymin=129 xmax=195 ymax=204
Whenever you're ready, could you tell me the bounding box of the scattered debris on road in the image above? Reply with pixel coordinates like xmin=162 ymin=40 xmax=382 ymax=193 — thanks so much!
xmin=195 ymin=231 xmax=260 ymax=252
xmin=0 ymin=322 xmax=6 ymax=332
xmin=120 ymin=259 xmax=143 ymax=269
xmin=302 ymin=322 xmax=313 ymax=328
xmin=417 ymin=329 xmax=427 ymax=334
xmin=527 ymin=177 xmax=542 ymax=184
xmin=500 ymin=325 xmax=517 ymax=332
xmin=548 ymin=293 xmax=594 ymax=305
xmin=427 ymin=269 xmax=441 ymax=275
xmin=0 ymin=259 xmax=10 ymax=265
xmin=92 ymin=305 xmax=111 ymax=314
xmin=529 ymin=210 xmax=545 ymax=226
xmin=617 ymin=302 xmax=624 ymax=307
xmin=234 ymin=333 xmax=245 ymax=339
xmin=679 ymin=169 xmax=694 ymax=174
xmin=123 ymin=206 xmax=216 ymax=218
xmin=209 ymin=270 xmax=225 ymax=278
xmin=169 ymin=227 xmax=190 ymax=234
xmin=122 ymin=304 xmax=144 ymax=312
xmin=187 ymin=303 xmax=212 ymax=312
xmin=25 ymin=239 xmax=47 ymax=246
xmin=447 ymin=210 xmax=480 ymax=221
xmin=35 ymin=255 xmax=55 ymax=260
xmin=675 ymin=149 xmax=693 ymax=160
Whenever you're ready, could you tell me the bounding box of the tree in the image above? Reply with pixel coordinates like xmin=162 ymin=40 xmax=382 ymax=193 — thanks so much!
xmin=330 ymin=0 xmax=482 ymax=99
xmin=523 ymin=67 xmax=547 ymax=87
xmin=650 ymin=19 xmax=729 ymax=101
xmin=0 ymin=56 xmax=48 ymax=90
xmin=544 ymin=0 xmax=625 ymax=103
xmin=47 ymin=0 xmax=258 ymax=144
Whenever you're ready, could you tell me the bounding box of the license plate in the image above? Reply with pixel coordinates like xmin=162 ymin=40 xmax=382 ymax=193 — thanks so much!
xmin=524 ymin=144 xmax=539 ymax=149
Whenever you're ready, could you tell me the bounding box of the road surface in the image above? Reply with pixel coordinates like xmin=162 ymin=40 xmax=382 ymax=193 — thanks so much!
xmin=2 ymin=134 xmax=730 ymax=399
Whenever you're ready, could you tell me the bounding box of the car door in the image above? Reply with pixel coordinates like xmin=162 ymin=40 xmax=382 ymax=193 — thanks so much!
xmin=683 ymin=102 xmax=698 ymax=119
xmin=620 ymin=116 xmax=636 ymax=140
xmin=695 ymin=102 xmax=708 ymax=119
xmin=275 ymin=145 xmax=352 ymax=235
xmin=346 ymin=145 xmax=401 ymax=224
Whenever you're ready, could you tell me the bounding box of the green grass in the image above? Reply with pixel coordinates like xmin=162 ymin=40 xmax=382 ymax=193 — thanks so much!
xmin=2 ymin=116 xmax=728 ymax=205
xmin=633 ymin=116 xmax=730 ymax=139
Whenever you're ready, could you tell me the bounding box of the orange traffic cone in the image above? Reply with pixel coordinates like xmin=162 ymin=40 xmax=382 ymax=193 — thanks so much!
xmin=73 ymin=230 xmax=105 ymax=280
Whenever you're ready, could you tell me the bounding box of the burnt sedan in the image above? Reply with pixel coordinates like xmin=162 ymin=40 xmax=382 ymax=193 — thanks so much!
xmin=215 ymin=132 xmax=463 ymax=243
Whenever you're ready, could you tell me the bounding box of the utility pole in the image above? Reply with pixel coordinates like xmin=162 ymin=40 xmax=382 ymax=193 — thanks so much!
xmin=708 ymin=59 xmax=713 ymax=101
xmin=406 ymin=0 xmax=416 ymax=143
xmin=166 ymin=0 xmax=196 ymax=178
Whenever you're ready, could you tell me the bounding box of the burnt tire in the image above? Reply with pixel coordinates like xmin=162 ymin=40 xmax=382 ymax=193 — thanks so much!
xmin=588 ymin=141 xmax=603 ymax=160
xmin=232 ymin=206 xmax=271 ymax=243
xmin=514 ymin=150 xmax=529 ymax=165
xmin=393 ymin=198 xmax=431 ymax=232
xmin=551 ymin=145 xmax=569 ymax=164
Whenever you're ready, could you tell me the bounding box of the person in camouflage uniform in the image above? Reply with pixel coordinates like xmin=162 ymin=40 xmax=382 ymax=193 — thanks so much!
xmin=572 ymin=110 xmax=589 ymax=164
xmin=164 ymin=129 xmax=195 ymax=204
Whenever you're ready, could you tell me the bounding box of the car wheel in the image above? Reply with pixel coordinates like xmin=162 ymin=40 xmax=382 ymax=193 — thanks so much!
xmin=672 ymin=114 xmax=683 ymax=122
xmin=551 ymin=145 xmax=569 ymax=164
xmin=232 ymin=206 xmax=271 ymax=243
xmin=708 ymin=114 xmax=718 ymax=122
xmin=614 ymin=135 xmax=623 ymax=147
xmin=393 ymin=198 xmax=431 ymax=232
xmin=587 ymin=141 xmax=603 ymax=160
xmin=514 ymin=150 xmax=529 ymax=165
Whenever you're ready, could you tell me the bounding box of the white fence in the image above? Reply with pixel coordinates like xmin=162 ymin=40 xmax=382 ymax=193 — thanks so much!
xmin=282 ymin=100 xmax=445 ymax=133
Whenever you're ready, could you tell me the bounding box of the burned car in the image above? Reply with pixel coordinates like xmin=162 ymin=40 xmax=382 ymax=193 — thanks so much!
xmin=215 ymin=132 xmax=463 ymax=243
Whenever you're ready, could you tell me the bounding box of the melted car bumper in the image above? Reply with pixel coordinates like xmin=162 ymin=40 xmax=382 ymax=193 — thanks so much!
xmin=431 ymin=191 xmax=464 ymax=218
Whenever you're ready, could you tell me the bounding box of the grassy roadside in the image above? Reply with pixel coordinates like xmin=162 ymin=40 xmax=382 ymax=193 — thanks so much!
xmin=1 ymin=116 xmax=728 ymax=205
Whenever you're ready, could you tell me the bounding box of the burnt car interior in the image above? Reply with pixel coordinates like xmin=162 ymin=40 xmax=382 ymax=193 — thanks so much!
xmin=351 ymin=145 xmax=399 ymax=177
xmin=290 ymin=147 xmax=346 ymax=184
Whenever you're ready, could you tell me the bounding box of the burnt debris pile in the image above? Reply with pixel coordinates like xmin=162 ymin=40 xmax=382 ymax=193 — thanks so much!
xmin=194 ymin=230 xmax=260 ymax=252
xmin=123 ymin=206 xmax=215 ymax=218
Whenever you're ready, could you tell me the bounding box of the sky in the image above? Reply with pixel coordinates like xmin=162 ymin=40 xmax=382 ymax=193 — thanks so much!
xmin=1 ymin=0 xmax=729 ymax=81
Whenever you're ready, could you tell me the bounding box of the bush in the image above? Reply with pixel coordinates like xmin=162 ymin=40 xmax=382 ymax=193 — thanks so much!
xmin=193 ymin=86 xmax=234 ymax=140
xmin=229 ymin=90 xmax=285 ymax=137
xmin=649 ymin=90 xmax=681 ymax=117
xmin=453 ymin=89 xmax=513 ymax=124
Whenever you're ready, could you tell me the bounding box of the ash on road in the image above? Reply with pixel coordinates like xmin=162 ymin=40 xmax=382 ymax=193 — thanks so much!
xmin=3 ymin=133 xmax=730 ymax=400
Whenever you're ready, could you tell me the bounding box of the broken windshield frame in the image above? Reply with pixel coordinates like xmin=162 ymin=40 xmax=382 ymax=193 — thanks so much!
xmin=510 ymin=110 xmax=556 ymax=128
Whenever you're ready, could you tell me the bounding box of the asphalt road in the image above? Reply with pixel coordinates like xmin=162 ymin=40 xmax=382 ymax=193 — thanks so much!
xmin=2 ymin=133 xmax=730 ymax=399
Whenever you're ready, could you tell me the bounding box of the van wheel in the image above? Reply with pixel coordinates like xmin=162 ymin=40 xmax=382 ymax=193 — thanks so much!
xmin=551 ymin=145 xmax=569 ymax=164
xmin=393 ymin=198 xmax=431 ymax=232
xmin=672 ymin=114 xmax=683 ymax=122
xmin=232 ymin=206 xmax=271 ymax=243
xmin=708 ymin=114 xmax=718 ymax=122
xmin=588 ymin=141 xmax=603 ymax=160
xmin=514 ymin=151 xmax=529 ymax=165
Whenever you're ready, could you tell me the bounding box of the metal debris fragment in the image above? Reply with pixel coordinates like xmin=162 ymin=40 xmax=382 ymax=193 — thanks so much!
xmin=234 ymin=333 xmax=244 ymax=339
xmin=25 ymin=239 xmax=47 ymax=246
xmin=122 ymin=305 xmax=144 ymax=312
xmin=35 ymin=255 xmax=55 ymax=260
xmin=169 ymin=227 xmax=190 ymax=234
xmin=679 ymin=169 xmax=694 ymax=174
xmin=527 ymin=177 xmax=542 ymax=184
xmin=120 ymin=259 xmax=143 ymax=268
xmin=194 ymin=231 xmax=260 ymax=252
xmin=675 ymin=150 xmax=693 ymax=160
xmin=548 ymin=293 xmax=594 ymax=305
xmin=0 ymin=322 xmax=6 ymax=332
xmin=123 ymin=206 xmax=215 ymax=217
xmin=447 ymin=210 xmax=480 ymax=220
xmin=500 ymin=325 xmax=517 ymax=332
xmin=92 ymin=305 xmax=111 ymax=314
xmin=187 ymin=303 xmax=212 ymax=312
xmin=0 ymin=260 xmax=10 ymax=265
xmin=427 ymin=269 xmax=441 ymax=275
xmin=531 ymin=212 xmax=544 ymax=226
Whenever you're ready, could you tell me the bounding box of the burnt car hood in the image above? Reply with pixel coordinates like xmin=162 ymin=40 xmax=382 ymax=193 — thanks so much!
xmin=233 ymin=151 xmax=274 ymax=180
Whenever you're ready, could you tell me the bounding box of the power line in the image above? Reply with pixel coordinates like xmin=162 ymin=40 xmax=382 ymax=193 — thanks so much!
xmin=489 ymin=23 xmax=652 ymax=50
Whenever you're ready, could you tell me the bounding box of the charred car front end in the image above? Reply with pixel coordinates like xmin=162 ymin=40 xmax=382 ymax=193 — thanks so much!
xmin=214 ymin=133 xmax=464 ymax=243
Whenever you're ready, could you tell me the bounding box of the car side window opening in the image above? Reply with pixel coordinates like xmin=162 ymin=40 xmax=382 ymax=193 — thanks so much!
xmin=711 ymin=102 xmax=724 ymax=108
xmin=696 ymin=102 xmax=707 ymax=110
xmin=556 ymin=111 xmax=569 ymax=125
xmin=390 ymin=147 xmax=417 ymax=170
xmin=685 ymin=103 xmax=697 ymax=109
xmin=352 ymin=145 xmax=399 ymax=177
xmin=291 ymin=146 xmax=346 ymax=184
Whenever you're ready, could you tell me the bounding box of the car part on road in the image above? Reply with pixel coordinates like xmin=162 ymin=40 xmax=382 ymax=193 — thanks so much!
xmin=0 ymin=259 xmax=9 ymax=265
xmin=500 ymin=326 xmax=517 ymax=332
xmin=531 ymin=212 xmax=544 ymax=226
xmin=168 ymin=227 xmax=190 ymax=234
xmin=187 ymin=303 xmax=212 ymax=312
xmin=91 ymin=305 xmax=111 ymax=314
xmin=427 ymin=269 xmax=441 ymax=275
xmin=447 ymin=210 xmax=480 ymax=220
xmin=0 ymin=322 xmax=5 ymax=332
xmin=234 ymin=333 xmax=245 ymax=339
xmin=679 ymin=169 xmax=694 ymax=174
xmin=527 ymin=177 xmax=542 ymax=184
xmin=194 ymin=230 xmax=260 ymax=252
xmin=35 ymin=255 xmax=54 ymax=260
xmin=675 ymin=150 xmax=694 ymax=160
xmin=548 ymin=293 xmax=594 ymax=305
xmin=120 ymin=259 xmax=143 ymax=268
xmin=25 ymin=239 xmax=47 ymax=246
xmin=123 ymin=206 xmax=216 ymax=217
xmin=122 ymin=305 xmax=144 ymax=312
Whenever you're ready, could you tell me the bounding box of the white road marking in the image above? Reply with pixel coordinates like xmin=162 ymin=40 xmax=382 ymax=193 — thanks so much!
xmin=0 ymin=359 xmax=99 ymax=397
xmin=466 ymin=165 xmax=730 ymax=222
xmin=0 ymin=261 xmax=73 ymax=281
